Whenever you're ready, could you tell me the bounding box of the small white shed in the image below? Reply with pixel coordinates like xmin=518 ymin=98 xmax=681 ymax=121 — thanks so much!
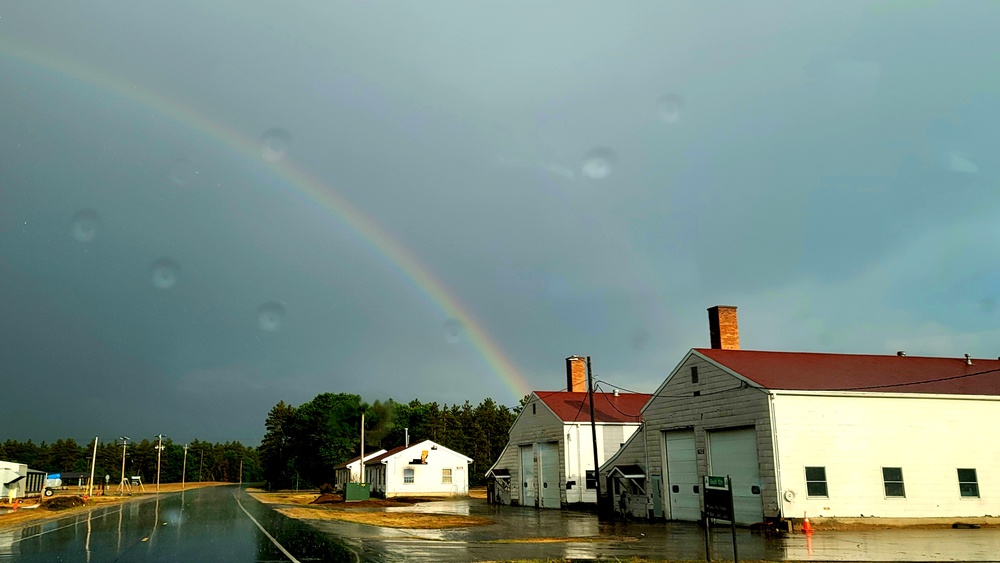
xmin=334 ymin=449 xmax=386 ymax=490
xmin=364 ymin=440 xmax=472 ymax=498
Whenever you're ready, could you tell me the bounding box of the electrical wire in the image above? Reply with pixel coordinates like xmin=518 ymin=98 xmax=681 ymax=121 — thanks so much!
xmin=828 ymin=365 xmax=1000 ymax=392
xmin=593 ymin=383 xmax=642 ymax=420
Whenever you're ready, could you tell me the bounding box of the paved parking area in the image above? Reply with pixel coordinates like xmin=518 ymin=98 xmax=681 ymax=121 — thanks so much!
xmin=296 ymin=498 xmax=1000 ymax=562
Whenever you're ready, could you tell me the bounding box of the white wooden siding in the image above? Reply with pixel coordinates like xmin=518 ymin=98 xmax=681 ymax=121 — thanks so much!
xmin=602 ymin=351 xmax=779 ymax=519
xmin=490 ymin=393 xmax=641 ymax=506
xmin=772 ymin=392 xmax=1000 ymax=518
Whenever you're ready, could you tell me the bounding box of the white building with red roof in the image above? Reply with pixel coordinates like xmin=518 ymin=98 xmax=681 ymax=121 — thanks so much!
xmin=486 ymin=356 xmax=652 ymax=508
xmin=601 ymin=306 xmax=1000 ymax=524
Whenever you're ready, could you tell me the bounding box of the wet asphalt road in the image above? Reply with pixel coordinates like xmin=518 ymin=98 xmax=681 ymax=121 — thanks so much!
xmin=0 ymin=485 xmax=352 ymax=562
xmin=5 ymin=489 xmax=1000 ymax=562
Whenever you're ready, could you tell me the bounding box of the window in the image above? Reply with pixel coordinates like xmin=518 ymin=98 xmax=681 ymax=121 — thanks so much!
xmin=403 ymin=468 xmax=414 ymax=484
xmin=958 ymin=468 xmax=979 ymax=498
xmin=532 ymin=403 xmax=536 ymax=415
xmin=442 ymin=468 xmax=452 ymax=484
xmin=805 ymin=466 xmax=828 ymax=497
xmin=585 ymin=470 xmax=597 ymax=490
xmin=882 ymin=467 xmax=905 ymax=497
xmin=690 ymin=366 xmax=699 ymax=383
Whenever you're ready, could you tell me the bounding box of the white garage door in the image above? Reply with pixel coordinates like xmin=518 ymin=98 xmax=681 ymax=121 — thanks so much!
xmin=707 ymin=427 xmax=763 ymax=525
xmin=538 ymin=442 xmax=561 ymax=509
xmin=520 ymin=445 xmax=536 ymax=507
xmin=664 ymin=429 xmax=701 ymax=521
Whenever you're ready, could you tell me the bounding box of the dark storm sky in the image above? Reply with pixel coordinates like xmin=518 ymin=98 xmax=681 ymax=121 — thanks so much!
xmin=1 ymin=1 xmax=999 ymax=445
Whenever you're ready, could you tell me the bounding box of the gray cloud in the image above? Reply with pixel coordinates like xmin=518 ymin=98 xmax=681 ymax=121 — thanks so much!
xmin=2 ymin=0 xmax=999 ymax=444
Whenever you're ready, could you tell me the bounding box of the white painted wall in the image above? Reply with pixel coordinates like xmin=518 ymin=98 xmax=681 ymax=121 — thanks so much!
xmin=602 ymin=351 xmax=777 ymax=520
xmin=380 ymin=442 xmax=470 ymax=498
xmin=563 ymin=423 xmax=641 ymax=504
xmin=490 ymin=393 xmax=642 ymax=506
xmin=0 ymin=462 xmax=27 ymax=500
xmin=772 ymin=392 xmax=1000 ymax=518
xmin=336 ymin=449 xmax=386 ymax=488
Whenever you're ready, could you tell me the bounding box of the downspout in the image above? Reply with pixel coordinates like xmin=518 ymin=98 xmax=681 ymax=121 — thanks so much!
xmin=767 ymin=391 xmax=783 ymax=522
xmin=642 ymin=421 xmax=651 ymax=519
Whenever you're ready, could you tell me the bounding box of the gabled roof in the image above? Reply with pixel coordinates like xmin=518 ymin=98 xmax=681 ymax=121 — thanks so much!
xmin=334 ymin=449 xmax=387 ymax=470
xmin=537 ymin=391 xmax=650 ymax=423
xmin=695 ymin=348 xmax=1000 ymax=396
xmin=365 ymin=445 xmax=408 ymax=464
xmin=365 ymin=440 xmax=472 ymax=464
xmin=608 ymin=464 xmax=645 ymax=479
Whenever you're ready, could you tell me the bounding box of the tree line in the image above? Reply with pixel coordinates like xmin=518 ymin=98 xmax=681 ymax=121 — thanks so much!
xmin=258 ymin=393 xmax=516 ymax=490
xmin=0 ymin=438 xmax=260 ymax=485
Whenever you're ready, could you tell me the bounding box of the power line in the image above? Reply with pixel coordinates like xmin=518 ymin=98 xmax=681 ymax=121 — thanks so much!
xmin=593 ymin=383 xmax=643 ymax=420
xmin=829 ymin=365 xmax=1000 ymax=392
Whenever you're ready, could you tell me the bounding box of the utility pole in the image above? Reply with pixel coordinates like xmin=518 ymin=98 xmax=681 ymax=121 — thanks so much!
xmin=118 ymin=436 xmax=130 ymax=494
xmin=239 ymin=458 xmax=243 ymax=486
xmin=359 ymin=408 xmax=366 ymax=484
xmin=87 ymin=437 xmax=98 ymax=497
xmin=181 ymin=444 xmax=189 ymax=491
xmin=199 ymin=449 xmax=204 ymax=483
xmin=154 ymin=434 xmax=166 ymax=493
xmin=587 ymin=356 xmax=603 ymax=515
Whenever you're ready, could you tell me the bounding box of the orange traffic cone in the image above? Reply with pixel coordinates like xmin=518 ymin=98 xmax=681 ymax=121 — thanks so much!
xmin=802 ymin=511 xmax=813 ymax=534
xmin=12 ymin=499 xmax=19 ymax=512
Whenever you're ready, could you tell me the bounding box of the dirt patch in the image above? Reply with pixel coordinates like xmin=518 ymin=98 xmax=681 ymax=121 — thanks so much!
xmin=277 ymin=506 xmax=493 ymax=529
xmin=42 ymin=496 xmax=87 ymax=511
xmin=249 ymin=491 xmax=417 ymax=508
xmin=247 ymin=490 xmax=322 ymax=506
xmin=468 ymin=487 xmax=487 ymax=499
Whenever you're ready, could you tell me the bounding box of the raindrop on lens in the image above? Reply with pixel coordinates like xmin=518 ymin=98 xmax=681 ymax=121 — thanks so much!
xmin=259 ymin=128 xmax=292 ymax=162
xmin=581 ymin=148 xmax=616 ymax=179
xmin=71 ymin=209 xmax=100 ymax=243
xmin=948 ymin=153 xmax=978 ymax=174
xmin=657 ymin=94 xmax=684 ymax=124
xmin=257 ymin=302 xmax=286 ymax=332
xmin=443 ymin=318 xmax=463 ymax=344
xmin=150 ymin=258 xmax=179 ymax=290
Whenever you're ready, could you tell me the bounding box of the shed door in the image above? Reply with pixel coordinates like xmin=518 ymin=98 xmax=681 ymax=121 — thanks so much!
xmin=664 ymin=429 xmax=700 ymax=521
xmin=707 ymin=427 xmax=763 ymax=525
xmin=519 ymin=445 xmax=536 ymax=507
xmin=538 ymin=442 xmax=561 ymax=509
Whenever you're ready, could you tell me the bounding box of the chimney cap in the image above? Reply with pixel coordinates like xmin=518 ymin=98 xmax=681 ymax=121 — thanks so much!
xmin=896 ymin=351 xmax=906 ymax=357
xmin=965 ymin=353 xmax=973 ymax=365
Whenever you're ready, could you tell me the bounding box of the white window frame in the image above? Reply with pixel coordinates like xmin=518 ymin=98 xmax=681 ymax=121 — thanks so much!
xmin=442 ymin=468 xmax=452 ymax=484
xmin=403 ymin=468 xmax=414 ymax=484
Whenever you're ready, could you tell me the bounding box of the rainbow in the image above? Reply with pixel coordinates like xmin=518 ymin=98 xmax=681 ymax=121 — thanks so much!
xmin=0 ymin=37 xmax=531 ymax=400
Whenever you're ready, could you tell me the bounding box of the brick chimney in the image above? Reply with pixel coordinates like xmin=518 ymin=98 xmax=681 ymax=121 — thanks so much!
xmin=708 ymin=306 xmax=740 ymax=350
xmin=566 ymin=356 xmax=588 ymax=392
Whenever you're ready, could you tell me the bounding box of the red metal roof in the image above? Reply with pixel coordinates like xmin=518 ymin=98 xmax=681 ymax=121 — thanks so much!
xmin=536 ymin=392 xmax=650 ymax=423
xmin=696 ymin=348 xmax=1000 ymax=395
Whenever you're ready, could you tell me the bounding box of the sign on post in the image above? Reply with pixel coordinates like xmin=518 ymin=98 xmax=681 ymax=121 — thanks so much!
xmin=702 ymin=475 xmax=739 ymax=563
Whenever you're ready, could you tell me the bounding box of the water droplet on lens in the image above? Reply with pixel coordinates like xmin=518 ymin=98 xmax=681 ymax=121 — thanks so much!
xmin=71 ymin=209 xmax=100 ymax=243
xmin=169 ymin=159 xmax=197 ymax=186
xmin=657 ymin=94 xmax=684 ymax=124
xmin=581 ymin=148 xmax=616 ymax=179
xmin=150 ymin=258 xmax=179 ymax=290
xmin=443 ymin=318 xmax=463 ymax=344
xmin=260 ymin=128 xmax=292 ymax=163
xmin=257 ymin=302 xmax=286 ymax=332
xmin=948 ymin=153 xmax=978 ymax=174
